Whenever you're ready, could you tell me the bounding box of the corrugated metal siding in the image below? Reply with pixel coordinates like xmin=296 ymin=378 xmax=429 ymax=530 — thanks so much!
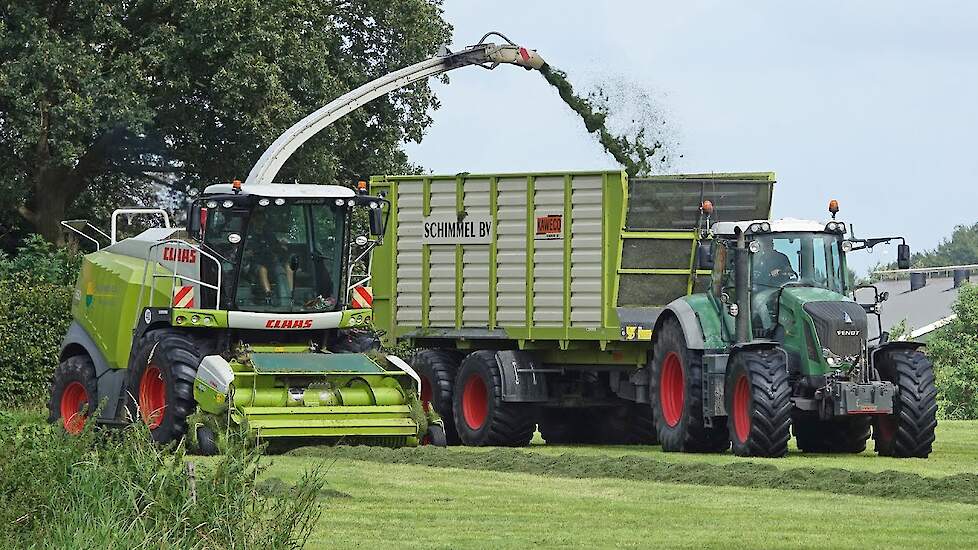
xmin=427 ymin=180 xmax=456 ymax=327
xmin=462 ymin=179 xmax=491 ymax=327
xmin=394 ymin=181 xmax=423 ymax=324
xmin=532 ymin=177 xmax=565 ymax=326
xmin=570 ymin=175 xmax=603 ymax=326
xmin=495 ymin=177 xmax=527 ymax=325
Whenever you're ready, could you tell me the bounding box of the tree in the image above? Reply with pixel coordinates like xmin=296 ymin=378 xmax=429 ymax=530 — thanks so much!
xmin=927 ymin=283 xmax=978 ymax=419
xmin=0 ymin=0 xmax=451 ymax=243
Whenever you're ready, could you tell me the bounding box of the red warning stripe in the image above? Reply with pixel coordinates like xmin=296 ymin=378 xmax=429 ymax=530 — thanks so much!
xmin=173 ymin=285 xmax=195 ymax=308
xmin=351 ymin=285 xmax=373 ymax=309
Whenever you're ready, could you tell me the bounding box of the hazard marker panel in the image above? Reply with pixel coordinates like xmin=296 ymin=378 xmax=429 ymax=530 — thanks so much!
xmin=351 ymin=286 xmax=373 ymax=309
xmin=173 ymin=285 xmax=195 ymax=308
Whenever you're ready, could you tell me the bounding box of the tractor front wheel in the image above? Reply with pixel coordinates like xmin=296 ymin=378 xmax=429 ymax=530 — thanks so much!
xmin=48 ymin=355 xmax=99 ymax=434
xmin=726 ymin=348 xmax=793 ymax=458
xmin=873 ymin=348 xmax=937 ymax=458
xmin=650 ymin=318 xmax=728 ymax=452
xmin=127 ymin=329 xmax=201 ymax=444
xmin=452 ymin=350 xmax=535 ymax=446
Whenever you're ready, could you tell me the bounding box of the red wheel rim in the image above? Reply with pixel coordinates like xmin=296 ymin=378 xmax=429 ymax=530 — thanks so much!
xmin=660 ymin=352 xmax=685 ymax=427
xmin=61 ymin=381 xmax=89 ymax=435
xmin=462 ymin=374 xmax=489 ymax=430
xmin=732 ymin=374 xmax=751 ymax=443
xmin=139 ymin=365 xmax=166 ymax=429
xmin=420 ymin=375 xmax=433 ymax=413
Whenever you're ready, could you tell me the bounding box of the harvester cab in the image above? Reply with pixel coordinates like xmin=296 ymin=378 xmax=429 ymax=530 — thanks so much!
xmin=685 ymin=201 xmax=936 ymax=458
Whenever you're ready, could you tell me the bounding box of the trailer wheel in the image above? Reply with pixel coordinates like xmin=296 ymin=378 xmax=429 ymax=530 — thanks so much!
xmin=48 ymin=355 xmax=99 ymax=434
xmin=651 ymin=318 xmax=728 ymax=452
xmin=452 ymin=350 xmax=535 ymax=446
xmin=792 ymin=413 xmax=871 ymax=453
xmin=726 ymin=348 xmax=792 ymax=458
xmin=413 ymin=350 xmax=464 ymax=445
xmin=127 ymin=329 xmax=201 ymax=444
xmin=873 ymin=349 xmax=937 ymax=458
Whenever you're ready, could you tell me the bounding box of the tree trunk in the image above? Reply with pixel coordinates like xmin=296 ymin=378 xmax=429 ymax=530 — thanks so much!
xmin=19 ymin=167 xmax=80 ymax=246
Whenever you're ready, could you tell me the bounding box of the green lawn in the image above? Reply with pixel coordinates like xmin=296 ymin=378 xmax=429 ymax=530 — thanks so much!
xmin=264 ymin=456 xmax=978 ymax=549
xmin=265 ymin=420 xmax=978 ymax=549
xmin=519 ymin=420 xmax=978 ymax=478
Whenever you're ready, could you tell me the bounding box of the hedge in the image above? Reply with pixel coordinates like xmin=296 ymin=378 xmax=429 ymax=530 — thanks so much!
xmin=0 ymin=281 xmax=73 ymax=407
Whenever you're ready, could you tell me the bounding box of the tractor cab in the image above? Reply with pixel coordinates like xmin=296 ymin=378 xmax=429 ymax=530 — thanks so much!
xmin=190 ymin=181 xmax=386 ymax=314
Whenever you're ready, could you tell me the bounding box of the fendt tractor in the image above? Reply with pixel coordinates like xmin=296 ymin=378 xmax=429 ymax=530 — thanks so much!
xmin=46 ymin=32 xmax=547 ymax=450
xmin=372 ymin=170 xmax=938 ymax=457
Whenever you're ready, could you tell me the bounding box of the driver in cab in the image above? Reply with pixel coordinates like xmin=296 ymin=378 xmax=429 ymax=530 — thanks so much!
xmin=752 ymin=239 xmax=796 ymax=288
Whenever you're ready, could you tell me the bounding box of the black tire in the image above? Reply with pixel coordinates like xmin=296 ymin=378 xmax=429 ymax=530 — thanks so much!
xmin=539 ymin=408 xmax=593 ymax=444
xmin=726 ymin=348 xmax=793 ymax=458
xmin=195 ymin=425 xmax=219 ymax=456
xmin=126 ymin=329 xmax=201 ymax=444
xmin=651 ymin=318 xmax=728 ymax=452
xmin=452 ymin=350 xmax=535 ymax=446
xmin=873 ymin=348 xmax=938 ymax=458
xmin=48 ymin=355 xmax=99 ymax=434
xmin=413 ymin=350 xmax=464 ymax=445
xmin=792 ymin=412 xmax=871 ymax=454
xmin=422 ymin=423 xmax=448 ymax=447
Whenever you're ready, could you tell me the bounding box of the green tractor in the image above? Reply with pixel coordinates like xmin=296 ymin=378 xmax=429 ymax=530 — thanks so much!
xmin=655 ymin=200 xmax=938 ymax=457
xmin=49 ymin=182 xmax=443 ymax=451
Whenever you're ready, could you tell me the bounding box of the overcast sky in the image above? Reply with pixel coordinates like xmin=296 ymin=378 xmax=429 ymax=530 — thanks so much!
xmin=402 ymin=1 xmax=978 ymax=274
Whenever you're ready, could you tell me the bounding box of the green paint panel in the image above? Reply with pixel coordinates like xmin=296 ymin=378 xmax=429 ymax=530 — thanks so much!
xmin=249 ymin=352 xmax=385 ymax=374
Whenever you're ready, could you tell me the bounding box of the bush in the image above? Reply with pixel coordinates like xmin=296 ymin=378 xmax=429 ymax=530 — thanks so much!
xmin=0 ymin=235 xmax=80 ymax=406
xmin=927 ymin=283 xmax=978 ymax=419
xmin=0 ymin=281 xmax=73 ymax=407
xmin=0 ymin=234 xmax=82 ymax=285
xmin=0 ymin=413 xmax=326 ymax=548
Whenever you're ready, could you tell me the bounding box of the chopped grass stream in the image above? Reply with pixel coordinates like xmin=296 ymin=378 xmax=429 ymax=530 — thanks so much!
xmin=289 ymin=445 xmax=978 ymax=506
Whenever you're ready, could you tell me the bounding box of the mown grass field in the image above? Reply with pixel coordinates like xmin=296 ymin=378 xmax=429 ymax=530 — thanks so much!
xmin=266 ymin=420 xmax=978 ymax=549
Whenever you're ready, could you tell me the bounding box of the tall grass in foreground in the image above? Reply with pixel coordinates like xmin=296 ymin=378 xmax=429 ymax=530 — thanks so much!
xmin=0 ymin=411 xmax=326 ymax=549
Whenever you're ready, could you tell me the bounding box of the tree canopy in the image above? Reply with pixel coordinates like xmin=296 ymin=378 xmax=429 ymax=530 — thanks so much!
xmin=0 ymin=0 xmax=451 ymax=243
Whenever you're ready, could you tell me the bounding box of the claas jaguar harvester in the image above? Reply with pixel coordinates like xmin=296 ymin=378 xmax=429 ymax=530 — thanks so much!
xmin=371 ymin=171 xmax=937 ymax=457
xmin=47 ymin=32 xmax=547 ymax=450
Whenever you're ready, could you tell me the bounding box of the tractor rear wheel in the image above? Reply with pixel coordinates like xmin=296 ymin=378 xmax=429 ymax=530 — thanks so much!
xmin=726 ymin=348 xmax=793 ymax=458
xmin=48 ymin=355 xmax=98 ymax=434
xmin=792 ymin=412 xmax=871 ymax=453
xmin=127 ymin=329 xmax=201 ymax=444
xmin=873 ymin=348 xmax=937 ymax=458
xmin=452 ymin=350 xmax=535 ymax=446
xmin=651 ymin=318 xmax=728 ymax=452
xmin=413 ymin=350 xmax=464 ymax=445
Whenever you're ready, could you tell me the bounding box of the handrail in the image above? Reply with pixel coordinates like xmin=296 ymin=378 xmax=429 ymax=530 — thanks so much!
xmin=111 ymin=208 xmax=171 ymax=244
xmin=60 ymin=220 xmax=111 ymax=250
xmin=134 ymin=239 xmax=224 ymax=329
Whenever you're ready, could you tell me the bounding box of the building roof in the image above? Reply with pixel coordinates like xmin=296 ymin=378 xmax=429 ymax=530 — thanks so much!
xmin=203 ymin=183 xmax=354 ymax=199
xmin=866 ymin=276 xmax=963 ymax=340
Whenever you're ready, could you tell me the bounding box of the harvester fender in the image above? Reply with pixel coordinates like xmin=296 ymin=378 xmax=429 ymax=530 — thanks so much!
xmin=386 ymin=355 xmax=422 ymax=397
xmin=194 ymin=355 xmax=234 ymax=414
xmin=495 ymin=350 xmax=549 ymax=403
xmin=61 ymin=321 xmax=126 ymax=420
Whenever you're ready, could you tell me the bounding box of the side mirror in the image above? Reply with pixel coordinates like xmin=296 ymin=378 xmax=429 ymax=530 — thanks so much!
xmin=696 ymin=242 xmax=714 ymax=270
xmin=897 ymin=244 xmax=911 ymax=269
xmin=879 ymin=291 xmax=889 ymax=302
xmin=188 ymin=203 xmax=204 ymax=239
xmin=369 ymin=208 xmax=385 ymax=237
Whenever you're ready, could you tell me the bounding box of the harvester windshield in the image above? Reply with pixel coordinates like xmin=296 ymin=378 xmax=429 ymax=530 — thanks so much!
xmin=203 ymin=200 xmax=345 ymax=312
